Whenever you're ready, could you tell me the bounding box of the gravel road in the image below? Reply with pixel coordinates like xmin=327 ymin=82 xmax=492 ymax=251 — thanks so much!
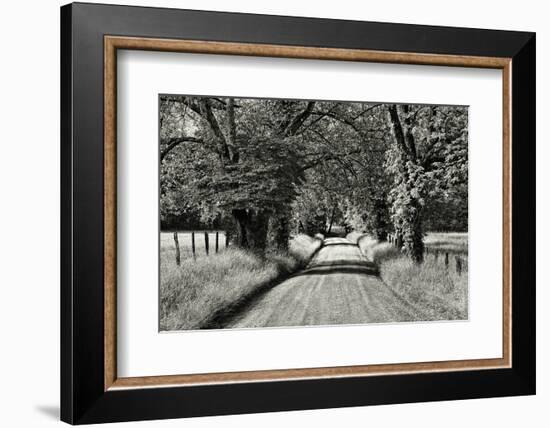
xmin=224 ymin=237 xmax=419 ymax=328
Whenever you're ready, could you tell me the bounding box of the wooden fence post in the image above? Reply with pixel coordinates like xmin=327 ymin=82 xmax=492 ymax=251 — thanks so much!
xmin=191 ymin=231 xmax=196 ymax=260
xmin=456 ymin=256 xmax=462 ymax=276
xmin=215 ymin=232 xmax=219 ymax=253
xmin=225 ymin=230 xmax=229 ymax=248
xmin=204 ymin=231 xmax=209 ymax=255
xmin=444 ymin=252 xmax=449 ymax=268
xmin=173 ymin=232 xmax=180 ymax=266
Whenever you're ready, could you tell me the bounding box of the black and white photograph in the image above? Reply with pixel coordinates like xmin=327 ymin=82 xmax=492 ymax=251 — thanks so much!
xmin=159 ymin=95 xmax=469 ymax=331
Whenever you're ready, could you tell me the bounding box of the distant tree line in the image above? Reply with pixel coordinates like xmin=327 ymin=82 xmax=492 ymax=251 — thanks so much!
xmin=160 ymin=95 xmax=467 ymax=263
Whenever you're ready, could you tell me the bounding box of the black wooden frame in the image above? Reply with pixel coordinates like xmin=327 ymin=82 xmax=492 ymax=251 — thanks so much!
xmin=61 ymin=2 xmax=536 ymax=424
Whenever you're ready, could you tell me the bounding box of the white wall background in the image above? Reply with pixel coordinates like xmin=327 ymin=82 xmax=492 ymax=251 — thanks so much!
xmin=0 ymin=0 xmax=546 ymax=426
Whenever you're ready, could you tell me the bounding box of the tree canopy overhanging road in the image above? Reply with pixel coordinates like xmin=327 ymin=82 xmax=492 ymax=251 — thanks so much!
xmin=160 ymin=96 xmax=468 ymax=263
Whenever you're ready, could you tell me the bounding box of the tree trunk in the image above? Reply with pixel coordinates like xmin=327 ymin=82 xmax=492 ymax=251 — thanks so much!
xmin=387 ymin=104 xmax=425 ymax=263
xmin=372 ymin=198 xmax=389 ymax=241
xmin=395 ymin=233 xmax=403 ymax=249
xmin=393 ymin=199 xmax=424 ymax=263
xmin=232 ymin=208 xmax=270 ymax=253
xmin=405 ymin=201 xmax=425 ymax=264
xmin=226 ymin=98 xmax=239 ymax=162
xmin=269 ymin=209 xmax=291 ymax=251
xmin=233 ymin=209 xmax=249 ymax=248
xmin=247 ymin=210 xmax=269 ymax=253
xmin=199 ymin=98 xmax=231 ymax=164
xmin=327 ymin=205 xmax=336 ymax=235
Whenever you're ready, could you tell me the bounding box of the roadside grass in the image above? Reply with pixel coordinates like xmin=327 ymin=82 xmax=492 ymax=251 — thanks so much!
xmin=379 ymin=256 xmax=468 ymax=321
xmin=160 ymin=234 xmax=322 ymax=331
xmin=347 ymin=232 xmax=468 ymax=321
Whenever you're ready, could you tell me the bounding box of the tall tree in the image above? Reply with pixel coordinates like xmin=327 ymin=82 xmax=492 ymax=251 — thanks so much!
xmin=386 ymin=104 xmax=468 ymax=263
xmin=160 ymin=96 xmax=315 ymax=253
xmin=160 ymin=95 xmax=468 ymax=261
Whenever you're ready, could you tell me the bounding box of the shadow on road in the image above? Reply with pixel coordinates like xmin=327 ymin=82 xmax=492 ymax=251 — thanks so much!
xmin=293 ymin=259 xmax=379 ymax=277
xmin=307 ymin=259 xmax=376 ymax=269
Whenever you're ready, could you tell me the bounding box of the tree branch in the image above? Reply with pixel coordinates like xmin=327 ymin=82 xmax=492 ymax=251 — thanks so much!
xmin=399 ymin=105 xmax=417 ymax=160
xmin=387 ymin=105 xmax=412 ymax=159
xmin=211 ymin=97 xmax=241 ymax=109
xmin=160 ymin=136 xmax=203 ymax=161
xmin=226 ymin=98 xmax=238 ymax=162
xmin=163 ymin=96 xmax=230 ymax=164
xmin=309 ymin=110 xmax=371 ymax=139
xmin=283 ymin=101 xmax=315 ymax=136
xmin=420 ymin=107 xmax=441 ymax=167
xmin=351 ymin=103 xmax=383 ymax=120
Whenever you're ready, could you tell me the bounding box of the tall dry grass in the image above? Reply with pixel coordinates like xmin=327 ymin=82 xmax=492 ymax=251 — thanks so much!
xmin=160 ymin=234 xmax=321 ymax=331
xmin=348 ymin=232 xmax=468 ymax=321
xmin=379 ymin=256 xmax=468 ymax=320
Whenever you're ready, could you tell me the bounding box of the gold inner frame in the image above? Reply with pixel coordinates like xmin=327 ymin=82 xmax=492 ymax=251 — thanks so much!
xmin=104 ymin=35 xmax=512 ymax=391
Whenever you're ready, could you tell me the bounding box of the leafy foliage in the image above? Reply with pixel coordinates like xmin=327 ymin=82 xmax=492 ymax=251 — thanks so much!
xmin=195 ymin=136 xmax=305 ymax=213
xmin=385 ymin=105 xmax=468 ymax=262
xmin=160 ymin=95 xmax=468 ymax=261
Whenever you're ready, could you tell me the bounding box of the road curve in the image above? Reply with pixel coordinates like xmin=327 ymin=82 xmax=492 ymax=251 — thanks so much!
xmin=224 ymin=237 xmax=419 ymax=329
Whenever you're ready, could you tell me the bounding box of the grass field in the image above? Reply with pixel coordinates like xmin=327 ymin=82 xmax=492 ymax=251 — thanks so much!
xmin=348 ymin=232 xmax=468 ymax=321
xmin=161 ymin=231 xmax=227 ymax=261
xmin=424 ymin=232 xmax=468 ymax=254
xmin=160 ymin=233 xmax=322 ymax=331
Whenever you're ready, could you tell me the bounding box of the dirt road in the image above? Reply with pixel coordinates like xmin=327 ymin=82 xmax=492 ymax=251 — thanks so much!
xmin=224 ymin=237 xmax=419 ymax=328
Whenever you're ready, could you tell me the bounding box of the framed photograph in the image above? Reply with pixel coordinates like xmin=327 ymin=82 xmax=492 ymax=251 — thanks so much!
xmin=61 ymin=2 xmax=535 ymax=424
